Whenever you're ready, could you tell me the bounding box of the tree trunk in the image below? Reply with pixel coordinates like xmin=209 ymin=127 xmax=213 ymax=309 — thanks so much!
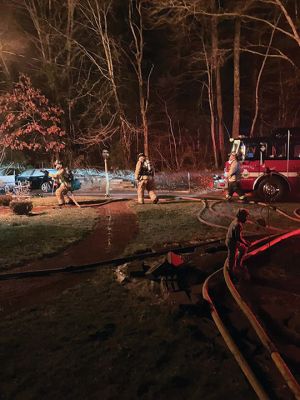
xmin=98 ymin=5 xmax=131 ymax=166
xmin=211 ymin=15 xmax=225 ymax=164
xmin=232 ymin=18 xmax=241 ymax=139
xmin=202 ymin=36 xmax=218 ymax=168
xmin=141 ymin=101 xmax=149 ymax=156
xmin=216 ymin=67 xmax=225 ymax=163
xmin=249 ymin=21 xmax=277 ymax=137
xmin=66 ymin=0 xmax=76 ymax=138
xmin=129 ymin=0 xmax=150 ymax=158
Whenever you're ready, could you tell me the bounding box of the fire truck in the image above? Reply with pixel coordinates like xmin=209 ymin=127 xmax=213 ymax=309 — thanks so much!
xmin=214 ymin=128 xmax=300 ymax=201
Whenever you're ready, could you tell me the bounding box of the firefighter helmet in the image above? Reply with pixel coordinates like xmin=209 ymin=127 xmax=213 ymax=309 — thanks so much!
xmin=54 ymin=160 xmax=63 ymax=168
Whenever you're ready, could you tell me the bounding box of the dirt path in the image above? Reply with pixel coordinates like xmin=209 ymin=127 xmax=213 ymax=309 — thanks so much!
xmin=0 ymin=201 xmax=138 ymax=315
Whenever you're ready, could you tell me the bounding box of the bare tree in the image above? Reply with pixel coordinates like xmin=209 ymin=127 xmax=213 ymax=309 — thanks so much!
xmin=128 ymin=0 xmax=153 ymax=157
xmin=22 ymin=1 xmax=84 ymax=135
xmin=147 ymin=0 xmax=222 ymax=167
xmin=211 ymin=11 xmax=225 ymax=164
xmin=163 ymin=100 xmax=180 ymax=169
xmin=232 ymin=17 xmax=241 ymax=139
xmin=249 ymin=17 xmax=279 ymax=137
xmin=78 ymin=0 xmax=136 ymax=165
xmin=271 ymin=0 xmax=300 ymax=47
xmin=5 ymin=0 xmax=300 ymax=168
xmin=202 ymin=36 xmax=218 ymax=168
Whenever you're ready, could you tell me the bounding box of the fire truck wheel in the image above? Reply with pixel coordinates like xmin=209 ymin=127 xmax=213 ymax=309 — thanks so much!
xmin=257 ymin=176 xmax=286 ymax=202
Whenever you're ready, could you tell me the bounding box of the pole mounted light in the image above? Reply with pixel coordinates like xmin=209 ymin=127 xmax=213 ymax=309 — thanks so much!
xmin=102 ymin=149 xmax=110 ymax=197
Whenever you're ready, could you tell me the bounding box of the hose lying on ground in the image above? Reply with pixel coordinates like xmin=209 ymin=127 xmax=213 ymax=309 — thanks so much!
xmin=224 ymin=229 xmax=300 ymax=400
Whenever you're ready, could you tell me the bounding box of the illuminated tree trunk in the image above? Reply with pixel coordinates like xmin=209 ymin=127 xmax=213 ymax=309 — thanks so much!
xmin=232 ymin=18 xmax=241 ymax=139
xmin=216 ymin=67 xmax=225 ymax=163
xmin=83 ymin=1 xmax=132 ymax=166
xmin=211 ymin=14 xmax=225 ymax=165
xmin=66 ymin=0 xmax=77 ymax=143
xmin=274 ymin=0 xmax=300 ymax=47
xmin=202 ymin=38 xmax=218 ymax=168
xmin=250 ymin=20 xmax=277 ymax=137
xmin=129 ymin=0 xmax=152 ymax=157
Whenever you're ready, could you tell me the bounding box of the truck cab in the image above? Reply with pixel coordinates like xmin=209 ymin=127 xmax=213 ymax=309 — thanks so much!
xmin=224 ymin=129 xmax=300 ymax=201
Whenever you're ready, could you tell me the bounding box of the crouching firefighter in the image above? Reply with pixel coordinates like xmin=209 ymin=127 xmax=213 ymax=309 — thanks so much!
xmin=134 ymin=153 xmax=158 ymax=204
xmin=52 ymin=160 xmax=78 ymax=207
xmin=225 ymin=208 xmax=250 ymax=279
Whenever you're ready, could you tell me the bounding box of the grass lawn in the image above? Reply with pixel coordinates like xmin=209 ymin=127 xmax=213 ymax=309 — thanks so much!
xmin=0 ymin=207 xmax=99 ymax=271
xmin=124 ymin=201 xmax=225 ymax=254
xmin=30 ymin=195 xmax=107 ymax=207
xmin=1 ymin=197 xmax=297 ymax=271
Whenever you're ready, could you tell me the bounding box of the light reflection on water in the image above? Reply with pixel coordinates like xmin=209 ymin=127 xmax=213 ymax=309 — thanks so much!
xmin=106 ymin=214 xmax=112 ymax=251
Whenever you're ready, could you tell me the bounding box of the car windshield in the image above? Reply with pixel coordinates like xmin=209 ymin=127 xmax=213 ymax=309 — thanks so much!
xmin=19 ymin=168 xmax=57 ymax=177
xmin=18 ymin=169 xmax=35 ymax=177
xmin=44 ymin=169 xmax=57 ymax=176
xmin=31 ymin=169 xmax=45 ymax=177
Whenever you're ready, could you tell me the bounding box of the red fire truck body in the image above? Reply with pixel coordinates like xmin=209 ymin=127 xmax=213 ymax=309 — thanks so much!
xmin=223 ymin=129 xmax=300 ymax=201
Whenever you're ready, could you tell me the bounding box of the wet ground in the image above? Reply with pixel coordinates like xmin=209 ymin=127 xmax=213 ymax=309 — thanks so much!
xmin=0 ymin=201 xmax=138 ymax=315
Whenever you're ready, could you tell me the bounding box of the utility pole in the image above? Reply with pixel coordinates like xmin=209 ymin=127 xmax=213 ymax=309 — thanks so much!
xmin=102 ymin=149 xmax=110 ymax=197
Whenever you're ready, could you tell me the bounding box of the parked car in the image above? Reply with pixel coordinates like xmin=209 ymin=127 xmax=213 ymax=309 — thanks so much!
xmin=16 ymin=168 xmax=81 ymax=192
xmin=16 ymin=168 xmax=57 ymax=192
xmin=0 ymin=166 xmax=23 ymax=189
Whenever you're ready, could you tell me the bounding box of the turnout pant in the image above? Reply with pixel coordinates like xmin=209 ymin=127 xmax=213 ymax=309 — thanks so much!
xmin=227 ymin=242 xmax=248 ymax=273
xmin=137 ymin=177 xmax=157 ymax=204
xmin=56 ymin=183 xmax=72 ymax=205
xmin=227 ymin=181 xmax=245 ymax=198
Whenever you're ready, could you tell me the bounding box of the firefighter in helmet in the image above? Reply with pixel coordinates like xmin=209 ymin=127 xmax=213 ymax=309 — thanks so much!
xmin=225 ymin=152 xmax=246 ymax=201
xmin=134 ymin=153 xmax=158 ymax=204
xmin=52 ymin=160 xmax=72 ymax=207
xmin=225 ymin=208 xmax=250 ymax=279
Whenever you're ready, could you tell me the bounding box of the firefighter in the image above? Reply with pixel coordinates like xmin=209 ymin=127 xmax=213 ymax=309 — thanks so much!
xmin=52 ymin=160 xmax=73 ymax=207
xmin=134 ymin=153 xmax=158 ymax=204
xmin=225 ymin=152 xmax=246 ymax=201
xmin=225 ymin=208 xmax=250 ymax=279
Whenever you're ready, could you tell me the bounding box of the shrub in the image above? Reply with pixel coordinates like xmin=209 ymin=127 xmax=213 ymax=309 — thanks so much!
xmin=10 ymin=200 xmax=33 ymax=215
xmin=0 ymin=194 xmax=13 ymax=206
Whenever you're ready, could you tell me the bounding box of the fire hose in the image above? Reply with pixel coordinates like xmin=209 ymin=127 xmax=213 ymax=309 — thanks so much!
xmin=202 ymin=268 xmax=269 ymax=400
xmin=223 ymin=229 xmax=300 ymax=400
